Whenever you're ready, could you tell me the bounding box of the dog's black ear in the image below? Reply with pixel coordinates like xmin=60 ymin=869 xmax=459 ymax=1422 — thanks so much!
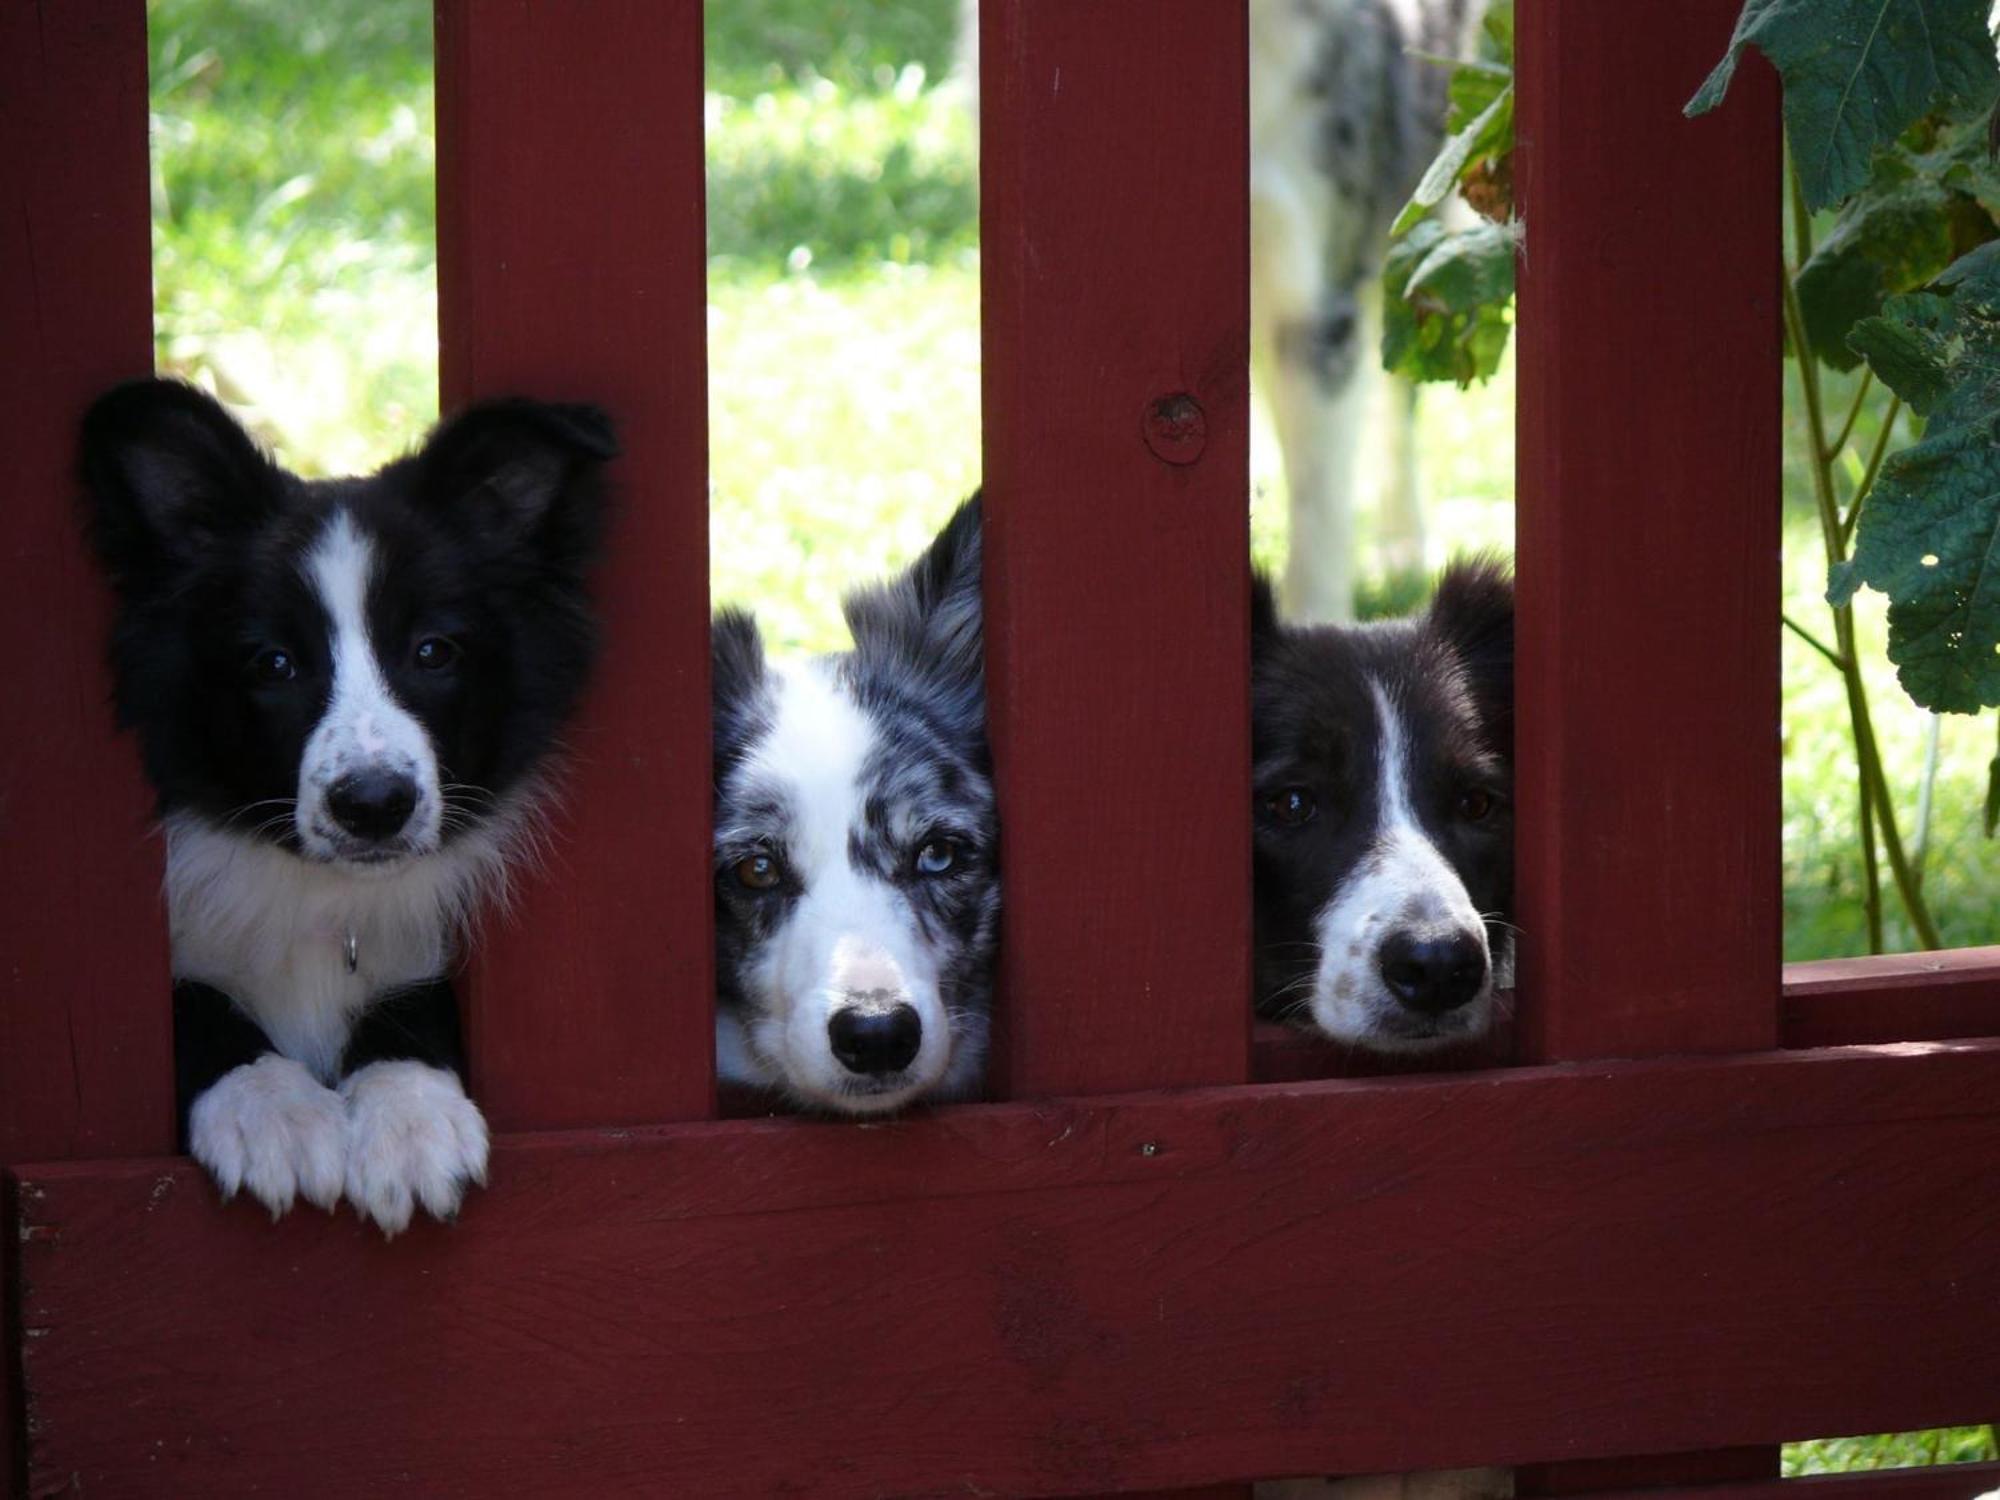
xmin=1249 ymin=570 xmax=1283 ymax=659
xmin=711 ymin=605 xmax=770 ymax=765
xmin=79 ymin=379 xmax=283 ymax=588
xmin=844 ymin=492 xmax=984 ymax=697
xmin=1427 ymin=556 xmax=1514 ymax=757
xmin=414 ymin=399 xmax=617 ymax=567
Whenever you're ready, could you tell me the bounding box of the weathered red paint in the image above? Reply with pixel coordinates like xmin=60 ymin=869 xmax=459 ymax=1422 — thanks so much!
xmin=981 ymin=0 xmax=1253 ymax=1099
xmin=0 ymin=0 xmax=169 ymax=1170
xmin=1514 ymin=0 xmax=1783 ymax=1063
xmin=434 ymin=0 xmax=714 ymax=1131
xmin=13 ymin=1043 xmax=2000 ymax=1497
xmin=1784 ymin=946 xmax=2000 ymax=1047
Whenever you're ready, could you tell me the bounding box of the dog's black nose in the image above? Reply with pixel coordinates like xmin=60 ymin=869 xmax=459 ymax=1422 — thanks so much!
xmin=1378 ymin=930 xmax=1487 ymax=1015
xmin=326 ymin=769 xmax=418 ymax=843
xmin=828 ymin=1004 xmax=922 ymax=1076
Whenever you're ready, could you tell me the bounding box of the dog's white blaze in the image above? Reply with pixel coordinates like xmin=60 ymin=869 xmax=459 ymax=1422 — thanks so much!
xmin=1307 ymin=677 xmax=1490 ymax=1045
xmin=296 ymin=511 xmax=442 ymax=859
xmin=725 ymin=660 xmax=954 ymax=1112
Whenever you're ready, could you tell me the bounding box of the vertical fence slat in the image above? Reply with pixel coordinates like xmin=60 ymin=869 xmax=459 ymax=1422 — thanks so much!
xmin=2 ymin=5 xmax=162 ymax=1482
xmin=981 ymin=0 xmax=1252 ymax=1100
xmin=1515 ymin=0 xmax=1781 ymax=1489
xmin=435 ymin=0 xmax=713 ymax=1131
xmin=1514 ymin=0 xmax=1782 ymax=1066
xmin=0 ymin=0 xmax=170 ymax=1168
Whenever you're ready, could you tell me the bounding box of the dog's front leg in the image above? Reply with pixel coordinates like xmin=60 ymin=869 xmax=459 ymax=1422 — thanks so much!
xmin=176 ymin=981 xmax=348 ymax=1218
xmin=337 ymin=980 xmax=489 ymax=1237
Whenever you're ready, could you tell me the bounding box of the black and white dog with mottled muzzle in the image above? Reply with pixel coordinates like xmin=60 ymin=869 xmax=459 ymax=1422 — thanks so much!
xmin=1251 ymin=559 xmax=1512 ymax=1048
xmin=711 ymin=497 xmax=995 ymax=1113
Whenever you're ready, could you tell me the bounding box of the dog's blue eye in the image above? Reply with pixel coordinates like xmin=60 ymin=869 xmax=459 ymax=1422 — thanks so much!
xmin=735 ymin=853 xmax=782 ymax=891
xmin=1265 ymin=787 xmax=1316 ymax=826
xmin=914 ymin=839 xmax=957 ymax=876
xmin=248 ymin=647 xmax=296 ymax=685
xmin=414 ymin=636 xmax=461 ymax=671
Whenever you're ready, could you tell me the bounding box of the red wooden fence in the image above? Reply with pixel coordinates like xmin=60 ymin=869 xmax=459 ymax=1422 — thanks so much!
xmin=4 ymin=0 xmax=1999 ymax=1496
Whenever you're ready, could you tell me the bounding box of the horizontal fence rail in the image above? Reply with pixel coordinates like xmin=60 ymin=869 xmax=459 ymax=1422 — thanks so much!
xmin=14 ymin=1042 xmax=2000 ymax=1497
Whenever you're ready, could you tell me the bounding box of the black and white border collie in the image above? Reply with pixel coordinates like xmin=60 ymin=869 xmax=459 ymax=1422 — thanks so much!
xmin=81 ymin=378 xmax=615 ymax=1234
xmin=711 ymin=497 xmax=996 ymax=1114
xmin=1251 ymin=560 xmax=1513 ymax=1048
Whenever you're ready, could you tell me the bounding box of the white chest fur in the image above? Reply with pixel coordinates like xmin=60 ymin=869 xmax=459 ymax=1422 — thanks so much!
xmin=164 ymin=812 xmax=526 ymax=1083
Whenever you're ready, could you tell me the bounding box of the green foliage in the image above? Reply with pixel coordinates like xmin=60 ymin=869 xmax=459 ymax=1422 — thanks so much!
xmin=1786 ymin=1426 xmax=1998 ymax=1475
xmin=1686 ymin=0 xmax=2000 ymax=211
xmin=1382 ymin=220 xmax=1515 ymax=387
xmin=1389 ymin=77 xmax=1511 ymax=237
xmin=1835 ymin=244 xmax=2000 ymax=712
xmin=1793 ymin=118 xmax=2000 ymax=370
xmin=1382 ymin=1 xmax=1517 ymax=386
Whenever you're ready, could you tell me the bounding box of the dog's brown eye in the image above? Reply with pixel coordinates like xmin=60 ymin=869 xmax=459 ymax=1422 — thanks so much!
xmin=414 ymin=636 xmax=460 ymax=671
xmin=914 ymin=839 xmax=957 ymax=876
xmin=1457 ymin=788 xmax=1495 ymax=822
xmin=1265 ymin=787 xmax=1316 ymax=826
xmin=249 ymin=647 xmax=296 ymax=685
xmin=735 ymin=853 xmax=782 ymax=891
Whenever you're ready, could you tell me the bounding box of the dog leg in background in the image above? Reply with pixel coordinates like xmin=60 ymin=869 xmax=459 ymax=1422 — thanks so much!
xmin=338 ymin=980 xmax=488 ymax=1236
xmin=1271 ymin=290 xmax=1373 ymax=625
xmin=1374 ymin=364 xmax=1426 ymax=577
xmin=176 ymin=982 xmax=347 ymax=1217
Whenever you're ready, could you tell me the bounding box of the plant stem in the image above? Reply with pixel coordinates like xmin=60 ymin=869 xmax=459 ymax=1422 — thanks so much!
xmin=1839 ymin=396 xmax=1902 ymax=550
xmin=1782 ymin=613 xmax=1845 ymax=670
xmin=1913 ymin=711 xmax=1942 ymax=889
xmin=1857 ymin=749 xmax=1884 ymax=952
xmin=1785 ymin=152 xmax=1941 ymax=952
xmin=1826 ymin=368 xmax=1874 ymax=460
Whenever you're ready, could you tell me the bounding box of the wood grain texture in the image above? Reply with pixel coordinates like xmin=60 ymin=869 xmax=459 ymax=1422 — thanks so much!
xmin=0 ymin=0 xmax=171 ymax=1172
xmin=14 ymin=1042 xmax=2000 ymax=1498
xmin=1784 ymin=947 xmax=2000 ymax=1047
xmin=1513 ymin=0 xmax=1782 ymax=1062
xmin=980 ymin=0 xmax=1253 ymax=1097
xmin=434 ymin=0 xmax=714 ymax=1130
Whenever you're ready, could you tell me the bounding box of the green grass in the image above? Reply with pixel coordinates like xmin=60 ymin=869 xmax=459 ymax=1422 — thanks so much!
xmin=142 ymin=3 xmax=1999 ymax=1470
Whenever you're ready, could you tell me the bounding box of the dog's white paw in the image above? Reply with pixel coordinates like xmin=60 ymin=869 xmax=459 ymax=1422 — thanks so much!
xmin=188 ymin=1054 xmax=348 ymax=1218
xmin=340 ymin=1060 xmax=490 ymax=1237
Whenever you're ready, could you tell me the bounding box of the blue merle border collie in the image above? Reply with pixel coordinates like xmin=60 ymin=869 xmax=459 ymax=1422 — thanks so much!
xmin=1251 ymin=558 xmax=1513 ymax=1049
xmin=711 ymin=497 xmax=995 ymax=1114
xmin=80 ymin=378 xmax=615 ymax=1234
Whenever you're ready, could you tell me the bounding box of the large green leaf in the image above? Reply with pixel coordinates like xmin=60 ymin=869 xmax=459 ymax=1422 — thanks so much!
xmin=1391 ymin=82 xmax=1512 ymax=236
xmin=1383 ymin=219 xmax=1516 ymax=386
xmin=1837 ymin=242 xmax=2000 ymax=711
xmin=1686 ymin=0 xmax=1999 ymax=211
xmin=1795 ymin=156 xmax=1957 ymax=369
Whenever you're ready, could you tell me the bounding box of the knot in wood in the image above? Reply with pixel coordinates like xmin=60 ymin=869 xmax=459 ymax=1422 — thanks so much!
xmin=1142 ymin=393 xmax=1206 ymax=466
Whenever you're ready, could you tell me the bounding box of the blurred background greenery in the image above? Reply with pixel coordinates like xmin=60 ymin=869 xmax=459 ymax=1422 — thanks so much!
xmin=143 ymin=0 xmax=1998 ymax=1465
xmin=145 ymin=0 xmax=2000 ymax=959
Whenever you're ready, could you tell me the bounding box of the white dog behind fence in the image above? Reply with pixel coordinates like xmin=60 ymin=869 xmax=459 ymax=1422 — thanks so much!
xmin=956 ymin=0 xmax=1483 ymax=622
